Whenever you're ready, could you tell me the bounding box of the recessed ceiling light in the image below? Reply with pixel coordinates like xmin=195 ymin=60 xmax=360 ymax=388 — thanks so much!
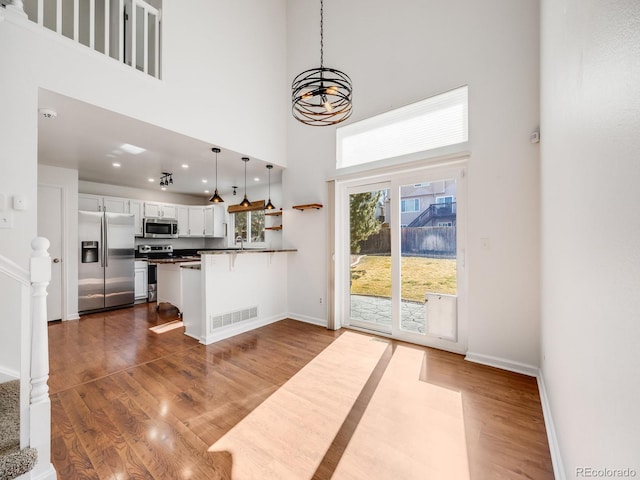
xmin=120 ymin=143 xmax=146 ymax=155
xmin=113 ymin=162 xmax=121 ymax=167
xmin=204 ymin=190 xmax=210 ymax=194
xmin=202 ymin=179 xmax=208 ymax=183
xmin=254 ymin=177 xmax=260 ymax=182
xmin=161 ymin=186 xmax=167 ymax=191
xmin=182 ymin=164 xmax=189 ymax=169
xmin=148 ymin=178 xmax=154 ymax=182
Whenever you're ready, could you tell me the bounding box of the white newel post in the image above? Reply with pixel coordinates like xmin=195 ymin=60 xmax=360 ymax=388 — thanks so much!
xmin=29 ymin=237 xmax=56 ymax=479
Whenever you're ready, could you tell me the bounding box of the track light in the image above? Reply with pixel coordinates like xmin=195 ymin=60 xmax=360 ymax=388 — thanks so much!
xmin=159 ymin=172 xmax=173 ymax=188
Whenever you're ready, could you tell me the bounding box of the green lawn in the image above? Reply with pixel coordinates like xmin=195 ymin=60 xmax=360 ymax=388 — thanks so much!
xmin=350 ymin=255 xmax=457 ymax=302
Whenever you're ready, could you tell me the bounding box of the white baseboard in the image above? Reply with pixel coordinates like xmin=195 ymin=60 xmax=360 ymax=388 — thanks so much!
xmin=201 ymin=313 xmax=286 ymax=345
xmin=64 ymin=313 xmax=80 ymax=321
xmin=285 ymin=313 xmax=328 ymax=328
xmin=464 ymin=351 xmax=538 ymax=377
xmin=0 ymin=366 xmax=20 ymax=382
xmin=537 ymin=369 xmax=565 ymax=480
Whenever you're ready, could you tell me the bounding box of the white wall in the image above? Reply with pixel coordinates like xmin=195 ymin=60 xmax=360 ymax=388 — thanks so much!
xmin=38 ymin=164 xmax=79 ymax=320
xmin=0 ymin=0 xmax=287 ymax=267
xmin=540 ymin=0 xmax=640 ymax=475
xmin=285 ymin=0 xmax=541 ymax=366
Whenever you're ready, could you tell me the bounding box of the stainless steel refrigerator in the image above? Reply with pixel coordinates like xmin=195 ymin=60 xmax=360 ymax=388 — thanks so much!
xmin=78 ymin=211 xmax=135 ymax=313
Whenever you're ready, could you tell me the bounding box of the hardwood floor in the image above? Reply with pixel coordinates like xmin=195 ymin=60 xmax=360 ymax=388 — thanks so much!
xmin=48 ymin=304 xmax=553 ymax=479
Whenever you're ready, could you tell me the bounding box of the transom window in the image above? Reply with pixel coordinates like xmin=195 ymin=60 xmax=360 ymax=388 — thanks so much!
xmin=337 ymin=85 xmax=468 ymax=169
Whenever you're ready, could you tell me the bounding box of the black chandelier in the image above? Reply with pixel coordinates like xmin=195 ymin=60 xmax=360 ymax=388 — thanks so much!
xmin=291 ymin=0 xmax=352 ymax=126
xmin=159 ymin=172 xmax=173 ymax=187
xmin=209 ymin=147 xmax=224 ymax=203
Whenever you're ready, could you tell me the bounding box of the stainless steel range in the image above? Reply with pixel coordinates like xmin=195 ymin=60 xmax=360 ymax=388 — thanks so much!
xmin=137 ymin=244 xmax=174 ymax=302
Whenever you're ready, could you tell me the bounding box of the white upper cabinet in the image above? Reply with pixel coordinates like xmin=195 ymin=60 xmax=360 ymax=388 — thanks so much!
xmin=162 ymin=204 xmax=177 ymax=219
xmin=204 ymin=204 xmax=226 ymax=237
xmin=189 ymin=207 xmax=205 ymax=237
xmin=176 ymin=206 xmax=189 ymax=237
xmin=144 ymin=202 xmax=177 ymax=218
xmin=129 ymin=200 xmax=144 ymax=236
xmin=79 ymin=194 xmax=128 ymax=214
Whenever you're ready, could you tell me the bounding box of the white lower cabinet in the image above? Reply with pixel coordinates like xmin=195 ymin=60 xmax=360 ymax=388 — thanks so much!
xmin=134 ymin=261 xmax=148 ymax=302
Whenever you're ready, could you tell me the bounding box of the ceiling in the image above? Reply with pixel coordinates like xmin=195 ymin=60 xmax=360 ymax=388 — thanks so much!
xmin=37 ymin=90 xmax=283 ymax=200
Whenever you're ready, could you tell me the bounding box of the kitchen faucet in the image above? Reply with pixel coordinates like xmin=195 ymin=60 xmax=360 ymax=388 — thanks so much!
xmin=235 ymin=235 xmax=244 ymax=250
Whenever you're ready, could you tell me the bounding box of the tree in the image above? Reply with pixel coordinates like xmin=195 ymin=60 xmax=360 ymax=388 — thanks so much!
xmin=350 ymin=192 xmax=383 ymax=254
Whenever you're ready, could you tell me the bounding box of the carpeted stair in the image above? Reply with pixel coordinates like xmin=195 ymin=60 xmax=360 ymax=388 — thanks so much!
xmin=0 ymin=380 xmax=37 ymax=480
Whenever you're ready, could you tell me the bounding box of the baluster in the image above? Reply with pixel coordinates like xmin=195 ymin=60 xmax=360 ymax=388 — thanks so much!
xmin=118 ymin=0 xmax=124 ymax=61
xmin=56 ymin=0 xmax=62 ymax=33
xmin=37 ymin=0 xmax=43 ymax=26
xmin=29 ymin=237 xmax=53 ymax=477
xmin=73 ymin=0 xmax=79 ymax=41
xmin=154 ymin=12 xmax=160 ymax=78
xmin=131 ymin=0 xmax=137 ymax=70
xmin=29 ymin=237 xmax=51 ymax=406
xmin=142 ymin=5 xmax=148 ymax=74
xmin=89 ymin=0 xmax=95 ymax=49
xmin=104 ymin=0 xmax=110 ymax=56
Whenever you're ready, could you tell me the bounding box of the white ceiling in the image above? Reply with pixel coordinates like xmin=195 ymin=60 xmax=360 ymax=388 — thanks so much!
xmin=37 ymin=89 xmax=282 ymax=199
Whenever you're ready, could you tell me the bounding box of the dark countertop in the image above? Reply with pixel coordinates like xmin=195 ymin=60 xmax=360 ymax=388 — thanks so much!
xmin=147 ymin=257 xmax=201 ymax=264
xmin=180 ymin=264 xmax=201 ymax=270
xmin=197 ymin=249 xmax=297 ymax=255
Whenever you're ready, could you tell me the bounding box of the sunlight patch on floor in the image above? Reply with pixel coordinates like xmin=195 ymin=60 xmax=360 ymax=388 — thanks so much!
xmin=208 ymin=332 xmax=388 ymax=479
xmin=209 ymin=334 xmax=470 ymax=479
xmin=333 ymin=345 xmax=470 ymax=480
xmin=149 ymin=320 xmax=184 ymax=334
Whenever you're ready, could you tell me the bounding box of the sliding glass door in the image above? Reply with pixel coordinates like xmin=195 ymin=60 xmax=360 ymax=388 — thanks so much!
xmin=348 ymin=183 xmax=392 ymax=334
xmin=337 ymin=163 xmax=466 ymax=352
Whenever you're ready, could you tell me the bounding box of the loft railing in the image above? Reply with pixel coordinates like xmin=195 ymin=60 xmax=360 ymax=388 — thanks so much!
xmin=2 ymin=0 xmax=162 ymax=79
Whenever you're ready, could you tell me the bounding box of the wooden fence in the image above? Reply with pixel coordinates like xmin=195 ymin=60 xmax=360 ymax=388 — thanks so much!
xmin=358 ymin=226 xmax=456 ymax=257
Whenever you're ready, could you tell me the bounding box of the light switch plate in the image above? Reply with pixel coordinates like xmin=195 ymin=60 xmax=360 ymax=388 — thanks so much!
xmin=0 ymin=212 xmax=14 ymax=229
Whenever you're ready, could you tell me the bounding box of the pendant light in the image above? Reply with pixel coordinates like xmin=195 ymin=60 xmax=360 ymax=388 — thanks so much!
xmin=291 ymin=0 xmax=353 ymax=126
xmin=240 ymin=157 xmax=251 ymax=207
xmin=265 ymin=165 xmax=275 ymax=210
xmin=209 ymin=147 xmax=224 ymax=203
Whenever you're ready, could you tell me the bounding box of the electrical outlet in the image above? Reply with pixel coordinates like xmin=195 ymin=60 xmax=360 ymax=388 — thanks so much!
xmin=319 ymin=297 xmax=323 ymax=304
xmin=0 ymin=212 xmax=14 ymax=229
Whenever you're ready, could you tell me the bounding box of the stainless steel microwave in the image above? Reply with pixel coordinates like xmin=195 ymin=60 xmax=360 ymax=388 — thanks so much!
xmin=143 ymin=217 xmax=179 ymax=238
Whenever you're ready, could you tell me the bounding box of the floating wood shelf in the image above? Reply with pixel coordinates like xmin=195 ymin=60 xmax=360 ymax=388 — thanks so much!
xmin=265 ymin=211 xmax=282 ymax=216
xmin=265 ymin=226 xmax=283 ymax=231
xmin=292 ymin=203 xmax=323 ymax=211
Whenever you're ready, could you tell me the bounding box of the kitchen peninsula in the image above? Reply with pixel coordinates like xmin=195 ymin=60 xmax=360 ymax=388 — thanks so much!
xmin=180 ymin=248 xmax=297 ymax=344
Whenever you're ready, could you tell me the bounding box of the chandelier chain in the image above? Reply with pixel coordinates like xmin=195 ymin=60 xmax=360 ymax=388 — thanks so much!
xmin=320 ymin=0 xmax=324 ymax=68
